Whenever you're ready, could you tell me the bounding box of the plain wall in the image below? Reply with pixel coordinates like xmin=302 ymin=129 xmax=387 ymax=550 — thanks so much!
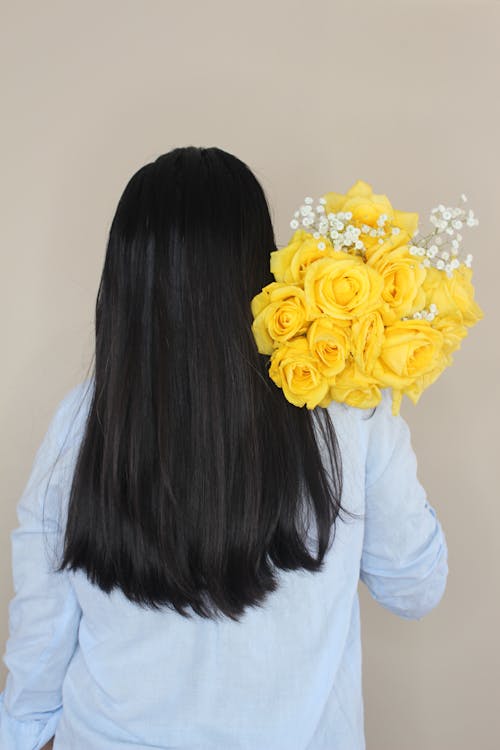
xmin=1 ymin=1 xmax=499 ymax=748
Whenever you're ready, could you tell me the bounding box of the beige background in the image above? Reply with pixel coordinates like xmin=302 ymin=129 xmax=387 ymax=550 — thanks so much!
xmin=1 ymin=1 xmax=499 ymax=748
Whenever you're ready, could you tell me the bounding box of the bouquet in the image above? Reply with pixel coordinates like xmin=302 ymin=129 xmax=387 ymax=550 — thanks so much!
xmin=251 ymin=180 xmax=483 ymax=415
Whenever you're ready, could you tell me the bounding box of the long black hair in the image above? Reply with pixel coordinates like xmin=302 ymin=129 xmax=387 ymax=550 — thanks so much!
xmin=54 ymin=146 xmax=356 ymax=622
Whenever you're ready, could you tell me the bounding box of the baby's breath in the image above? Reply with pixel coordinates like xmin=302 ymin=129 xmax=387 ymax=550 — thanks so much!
xmin=402 ymin=303 xmax=439 ymax=322
xmin=291 ymin=191 xmax=478 ymax=276
xmin=409 ymin=193 xmax=479 ymax=276
xmin=290 ymin=196 xmax=371 ymax=256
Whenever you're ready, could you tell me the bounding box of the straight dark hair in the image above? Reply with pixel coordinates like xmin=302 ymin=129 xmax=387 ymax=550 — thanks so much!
xmin=54 ymin=146 xmax=357 ymax=622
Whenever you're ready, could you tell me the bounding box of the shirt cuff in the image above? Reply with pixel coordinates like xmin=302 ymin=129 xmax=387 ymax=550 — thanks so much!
xmin=0 ymin=691 xmax=61 ymax=750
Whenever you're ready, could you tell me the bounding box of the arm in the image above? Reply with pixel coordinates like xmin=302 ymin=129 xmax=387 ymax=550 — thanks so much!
xmin=359 ymin=389 xmax=449 ymax=621
xmin=0 ymin=383 xmax=88 ymax=749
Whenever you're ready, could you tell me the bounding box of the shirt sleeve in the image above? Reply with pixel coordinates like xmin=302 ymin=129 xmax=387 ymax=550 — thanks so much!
xmin=0 ymin=383 xmax=89 ymax=750
xmin=359 ymin=388 xmax=449 ymax=621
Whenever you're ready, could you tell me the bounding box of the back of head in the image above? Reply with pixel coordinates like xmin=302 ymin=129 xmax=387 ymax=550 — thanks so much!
xmin=56 ymin=146 xmax=348 ymax=622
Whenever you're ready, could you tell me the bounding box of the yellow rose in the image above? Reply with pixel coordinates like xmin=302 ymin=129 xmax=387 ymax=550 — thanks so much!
xmin=452 ymin=266 xmax=484 ymax=326
xmin=307 ymin=317 xmax=350 ymax=379
xmin=270 ymin=229 xmax=334 ymax=284
xmin=401 ymin=349 xmax=452 ymax=405
xmin=423 ymin=265 xmax=484 ymax=326
xmin=270 ymin=229 xmax=309 ymax=283
xmin=328 ymin=359 xmax=383 ymax=409
xmin=362 ymin=231 xmax=410 ymax=263
xmin=251 ymin=282 xmax=308 ymax=355
xmin=366 ymin=242 xmax=426 ymax=323
xmin=421 ymin=267 xmax=444 ymax=302
xmin=373 ymin=319 xmax=444 ymax=389
xmin=322 ymin=180 xmax=419 ymax=254
xmin=351 ymin=311 xmax=385 ymax=375
xmin=269 ymin=337 xmax=329 ymax=409
xmin=432 ymin=314 xmax=468 ymax=355
xmin=303 ymin=256 xmax=384 ymax=321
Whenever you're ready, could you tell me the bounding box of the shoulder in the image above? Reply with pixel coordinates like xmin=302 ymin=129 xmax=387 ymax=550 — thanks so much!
xmin=45 ymin=377 xmax=94 ymax=463
xmin=59 ymin=377 xmax=94 ymax=423
xmin=325 ymin=388 xmax=393 ymax=429
xmin=323 ymin=389 xmax=399 ymax=462
xmin=15 ymin=378 xmax=95 ymax=510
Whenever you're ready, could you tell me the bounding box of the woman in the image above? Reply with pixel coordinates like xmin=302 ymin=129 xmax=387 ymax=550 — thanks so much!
xmin=0 ymin=146 xmax=448 ymax=749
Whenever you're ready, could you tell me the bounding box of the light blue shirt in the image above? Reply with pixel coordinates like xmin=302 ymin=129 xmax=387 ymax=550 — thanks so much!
xmin=0 ymin=380 xmax=448 ymax=749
